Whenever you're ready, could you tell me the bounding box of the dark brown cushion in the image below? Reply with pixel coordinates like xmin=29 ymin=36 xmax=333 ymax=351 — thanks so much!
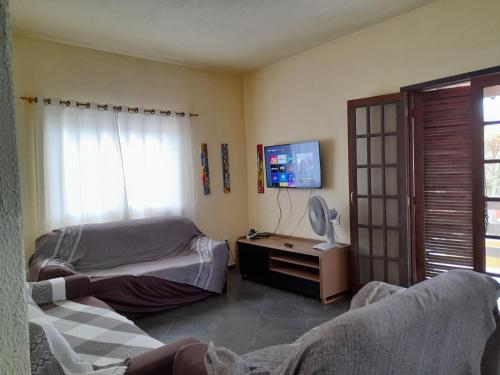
xmin=39 ymin=264 xmax=76 ymax=280
xmin=64 ymin=275 xmax=92 ymax=300
xmin=173 ymin=342 xmax=209 ymax=375
xmin=127 ymin=337 xmax=201 ymax=375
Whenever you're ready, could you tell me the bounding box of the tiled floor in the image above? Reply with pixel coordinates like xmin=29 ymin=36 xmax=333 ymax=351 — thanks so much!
xmin=136 ymin=270 xmax=350 ymax=354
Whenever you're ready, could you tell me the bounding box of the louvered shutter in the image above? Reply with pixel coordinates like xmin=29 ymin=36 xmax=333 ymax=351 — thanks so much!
xmin=414 ymin=86 xmax=474 ymax=279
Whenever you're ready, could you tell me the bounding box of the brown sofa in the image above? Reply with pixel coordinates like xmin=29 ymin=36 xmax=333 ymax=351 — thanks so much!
xmin=28 ymin=275 xmax=204 ymax=375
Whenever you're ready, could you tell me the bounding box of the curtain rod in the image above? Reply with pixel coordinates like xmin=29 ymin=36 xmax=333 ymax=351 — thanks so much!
xmin=19 ymin=96 xmax=199 ymax=117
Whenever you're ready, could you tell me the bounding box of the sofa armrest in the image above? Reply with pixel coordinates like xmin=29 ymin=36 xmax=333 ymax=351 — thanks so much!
xmin=39 ymin=264 xmax=76 ymax=280
xmin=28 ymin=275 xmax=92 ymax=306
xmin=127 ymin=337 xmax=201 ymax=375
xmin=173 ymin=342 xmax=209 ymax=375
xmin=350 ymin=281 xmax=405 ymax=310
xmin=64 ymin=275 xmax=92 ymax=300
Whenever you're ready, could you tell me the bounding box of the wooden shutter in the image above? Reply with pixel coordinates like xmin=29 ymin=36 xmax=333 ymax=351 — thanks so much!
xmin=414 ymin=86 xmax=474 ymax=280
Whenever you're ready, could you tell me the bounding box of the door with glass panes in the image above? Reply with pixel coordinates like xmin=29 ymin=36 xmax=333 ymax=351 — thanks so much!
xmin=472 ymin=73 xmax=500 ymax=277
xmin=348 ymin=93 xmax=410 ymax=289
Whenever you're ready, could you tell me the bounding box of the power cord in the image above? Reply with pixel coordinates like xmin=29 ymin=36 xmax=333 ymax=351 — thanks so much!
xmin=290 ymin=189 xmax=313 ymax=236
xmin=272 ymin=188 xmax=283 ymax=234
xmin=284 ymin=187 xmax=293 ymax=231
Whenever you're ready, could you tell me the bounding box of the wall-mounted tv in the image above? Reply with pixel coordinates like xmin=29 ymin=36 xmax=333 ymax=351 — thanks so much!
xmin=264 ymin=140 xmax=321 ymax=189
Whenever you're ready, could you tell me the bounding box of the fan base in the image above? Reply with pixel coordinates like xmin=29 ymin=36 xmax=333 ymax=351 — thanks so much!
xmin=313 ymin=242 xmax=341 ymax=251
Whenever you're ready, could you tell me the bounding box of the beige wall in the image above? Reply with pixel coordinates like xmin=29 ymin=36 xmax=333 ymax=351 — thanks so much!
xmin=12 ymin=0 xmax=500 ymax=258
xmin=13 ymin=35 xmax=248 ymax=259
xmin=243 ymin=0 xmax=500 ymax=244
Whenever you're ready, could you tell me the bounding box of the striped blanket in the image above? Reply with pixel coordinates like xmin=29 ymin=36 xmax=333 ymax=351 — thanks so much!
xmin=41 ymin=300 xmax=163 ymax=367
xmin=27 ymin=277 xmax=163 ymax=374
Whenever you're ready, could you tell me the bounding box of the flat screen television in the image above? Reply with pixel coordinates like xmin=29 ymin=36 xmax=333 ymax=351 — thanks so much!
xmin=264 ymin=140 xmax=321 ymax=189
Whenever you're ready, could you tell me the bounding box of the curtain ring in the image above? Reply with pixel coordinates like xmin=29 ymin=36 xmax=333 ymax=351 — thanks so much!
xmin=47 ymin=99 xmax=51 ymax=104
xmin=151 ymin=110 xmax=155 ymax=114
xmin=181 ymin=112 xmax=186 ymax=117
xmin=66 ymin=101 xmax=71 ymax=106
xmin=118 ymin=106 xmax=122 ymax=112
xmin=103 ymin=105 xmax=108 ymax=110
xmin=166 ymin=110 xmax=171 ymax=116
xmin=86 ymin=103 xmax=90 ymax=109
xmin=134 ymin=108 xmax=139 ymax=113
xmin=34 ymin=97 xmax=39 ymax=103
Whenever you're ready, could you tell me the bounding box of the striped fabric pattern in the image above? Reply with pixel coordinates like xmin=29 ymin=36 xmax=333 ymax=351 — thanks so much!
xmin=41 ymin=300 xmax=163 ymax=367
xmin=28 ymin=277 xmax=67 ymax=306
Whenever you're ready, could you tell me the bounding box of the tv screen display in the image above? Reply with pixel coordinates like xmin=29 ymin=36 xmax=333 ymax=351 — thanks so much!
xmin=264 ymin=141 xmax=321 ymax=189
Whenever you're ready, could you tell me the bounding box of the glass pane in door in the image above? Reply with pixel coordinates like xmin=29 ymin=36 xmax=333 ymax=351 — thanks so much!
xmin=358 ymin=228 xmax=369 ymax=256
xmin=386 ymin=199 xmax=399 ymax=227
xmin=372 ymin=228 xmax=384 ymax=256
xmin=372 ymin=198 xmax=384 ymax=226
xmin=384 ymin=104 xmax=397 ymax=133
xmin=483 ymin=85 xmax=500 ymax=122
xmin=387 ymin=230 xmax=399 ymax=258
xmin=357 ymin=138 xmax=367 ymax=164
xmin=371 ymin=137 xmax=382 ymax=164
xmin=385 ymin=167 xmax=398 ymax=195
xmin=484 ymin=124 xmax=500 ymax=159
xmin=486 ymin=201 xmax=500 ymax=236
xmin=485 ymin=163 xmax=500 ymax=197
xmin=387 ymin=261 xmax=400 ymax=284
xmin=486 ymin=238 xmax=500 ymax=275
xmin=385 ymin=135 xmax=398 ymax=164
xmin=370 ymin=106 xmax=382 ymax=134
xmin=358 ymin=198 xmax=369 ymax=225
xmin=356 ymin=107 xmax=367 ymax=135
xmin=373 ymin=259 xmax=385 ymax=281
xmin=357 ymin=168 xmax=368 ymax=195
xmin=371 ymin=167 xmax=383 ymax=195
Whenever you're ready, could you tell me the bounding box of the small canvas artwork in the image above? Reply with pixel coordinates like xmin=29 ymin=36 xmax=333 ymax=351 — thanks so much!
xmin=200 ymin=143 xmax=210 ymax=195
xmin=221 ymin=143 xmax=230 ymax=193
xmin=257 ymin=144 xmax=265 ymax=193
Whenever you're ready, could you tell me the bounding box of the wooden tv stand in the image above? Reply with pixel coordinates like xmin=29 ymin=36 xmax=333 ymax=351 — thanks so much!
xmin=236 ymin=235 xmax=350 ymax=304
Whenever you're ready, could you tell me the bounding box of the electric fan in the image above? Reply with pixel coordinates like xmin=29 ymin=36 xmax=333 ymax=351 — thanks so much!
xmin=308 ymin=195 xmax=340 ymax=251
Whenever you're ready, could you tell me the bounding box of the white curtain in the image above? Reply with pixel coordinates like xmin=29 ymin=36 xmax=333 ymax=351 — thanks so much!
xmin=34 ymin=98 xmax=195 ymax=232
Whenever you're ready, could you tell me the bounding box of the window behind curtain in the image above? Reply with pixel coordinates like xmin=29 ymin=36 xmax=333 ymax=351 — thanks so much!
xmin=34 ymin=100 xmax=195 ymax=233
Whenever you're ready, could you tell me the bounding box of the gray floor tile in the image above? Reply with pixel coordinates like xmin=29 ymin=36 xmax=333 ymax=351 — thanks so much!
xmin=258 ymin=318 xmax=307 ymax=337
xmin=252 ymin=335 xmax=299 ymax=352
xmin=139 ymin=270 xmax=350 ymax=354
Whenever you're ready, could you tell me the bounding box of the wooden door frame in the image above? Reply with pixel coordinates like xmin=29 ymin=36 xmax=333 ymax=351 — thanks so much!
xmin=403 ymin=68 xmax=500 ymax=281
xmin=348 ymin=92 xmax=411 ymax=289
xmin=471 ymin=72 xmax=500 ymax=275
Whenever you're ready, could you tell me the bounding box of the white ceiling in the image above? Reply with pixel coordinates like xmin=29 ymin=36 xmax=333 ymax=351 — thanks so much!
xmin=10 ymin=0 xmax=434 ymax=73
